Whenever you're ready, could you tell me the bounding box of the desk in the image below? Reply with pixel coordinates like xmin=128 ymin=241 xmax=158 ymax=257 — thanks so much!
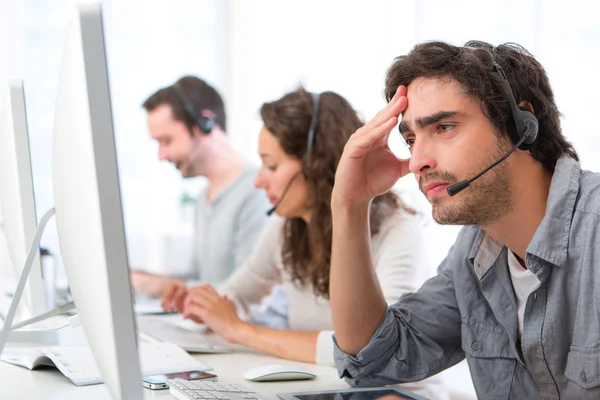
xmin=0 ymin=310 xmax=476 ymax=400
xmin=0 ymin=347 xmax=350 ymax=399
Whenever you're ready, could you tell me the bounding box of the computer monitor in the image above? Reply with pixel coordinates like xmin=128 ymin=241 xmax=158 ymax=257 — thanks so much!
xmin=52 ymin=3 xmax=142 ymax=399
xmin=0 ymin=80 xmax=47 ymax=318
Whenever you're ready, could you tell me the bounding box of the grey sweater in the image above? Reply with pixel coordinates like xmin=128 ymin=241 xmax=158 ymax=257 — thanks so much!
xmin=191 ymin=165 xmax=270 ymax=285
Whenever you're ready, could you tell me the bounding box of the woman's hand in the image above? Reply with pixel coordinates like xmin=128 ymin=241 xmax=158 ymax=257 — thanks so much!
xmin=182 ymin=284 xmax=244 ymax=343
xmin=160 ymin=281 xmax=189 ymax=314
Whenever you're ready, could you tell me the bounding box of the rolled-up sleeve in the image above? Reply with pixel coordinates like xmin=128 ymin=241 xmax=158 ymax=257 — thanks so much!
xmin=333 ymin=249 xmax=465 ymax=387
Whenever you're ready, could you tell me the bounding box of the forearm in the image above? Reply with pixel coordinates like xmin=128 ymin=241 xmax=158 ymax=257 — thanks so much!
xmin=330 ymin=202 xmax=386 ymax=356
xmin=234 ymin=323 xmax=319 ymax=363
xmin=131 ymin=271 xmax=185 ymax=298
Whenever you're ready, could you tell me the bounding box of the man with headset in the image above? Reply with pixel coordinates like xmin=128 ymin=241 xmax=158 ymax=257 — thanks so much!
xmin=329 ymin=41 xmax=600 ymax=398
xmin=131 ymin=76 xmax=270 ymax=299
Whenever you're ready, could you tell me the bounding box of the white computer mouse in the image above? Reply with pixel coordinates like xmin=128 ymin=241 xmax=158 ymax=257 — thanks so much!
xmin=243 ymin=364 xmax=316 ymax=382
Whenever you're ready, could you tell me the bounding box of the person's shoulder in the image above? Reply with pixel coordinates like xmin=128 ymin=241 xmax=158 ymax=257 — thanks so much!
xmin=453 ymin=225 xmax=481 ymax=250
xmin=240 ymin=163 xmax=260 ymax=182
xmin=258 ymin=215 xmax=286 ymax=244
xmin=236 ymin=165 xmax=261 ymax=194
xmin=380 ymin=206 xmax=424 ymax=227
xmin=233 ymin=164 xmax=269 ymax=205
xmin=578 ymin=169 xmax=600 ymax=215
xmin=371 ymin=207 xmax=428 ymax=247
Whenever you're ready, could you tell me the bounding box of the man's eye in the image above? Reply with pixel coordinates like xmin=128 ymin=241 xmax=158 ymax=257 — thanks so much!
xmin=405 ymin=138 xmax=415 ymax=148
xmin=267 ymin=165 xmax=277 ymax=172
xmin=438 ymin=124 xmax=454 ymax=133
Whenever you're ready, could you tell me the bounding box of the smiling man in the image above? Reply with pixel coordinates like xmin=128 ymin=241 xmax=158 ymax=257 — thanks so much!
xmin=329 ymin=41 xmax=600 ymax=399
xmin=132 ymin=76 xmax=269 ymax=298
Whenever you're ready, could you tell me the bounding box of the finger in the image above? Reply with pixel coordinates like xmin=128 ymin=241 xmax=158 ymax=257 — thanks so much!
xmin=188 ymin=285 xmax=220 ymax=302
xmin=183 ymin=303 xmax=207 ymax=322
xmin=367 ymin=86 xmax=408 ymax=129
xmin=372 ymin=131 xmax=392 ymax=151
xmin=183 ymin=290 xmax=199 ymax=311
xmin=183 ymin=290 xmax=215 ymax=312
xmin=386 ymin=85 xmax=407 ymax=109
xmin=173 ymin=286 xmax=188 ymax=313
xmin=397 ymin=85 xmax=407 ymax=97
xmin=353 ymin=100 xmax=404 ymax=148
xmin=187 ymin=290 xmax=220 ymax=308
xmin=371 ymin=86 xmax=403 ymax=120
xmin=347 ymin=116 xmax=399 ymax=160
xmin=186 ymin=313 xmax=205 ymax=324
xmin=187 ymin=283 xmax=214 ymax=296
xmin=352 ymin=95 xmax=408 ymax=153
xmin=161 ymin=284 xmax=178 ymax=310
xmin=203 ymin=285 xmax=219 ymax=296
xmin=166 ymin=285 xmax=180 ymax=308
xmin=372 ymin=94 xmax=407 ymax=129
xmin=187 ymin=294 xmax=211 ymax=309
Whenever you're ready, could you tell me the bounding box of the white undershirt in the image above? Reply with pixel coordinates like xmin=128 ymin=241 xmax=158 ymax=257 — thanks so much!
xmin=507 ymin=251 xmax=540 ymax=335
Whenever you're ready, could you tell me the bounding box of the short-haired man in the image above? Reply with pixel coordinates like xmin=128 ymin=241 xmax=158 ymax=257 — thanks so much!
xmin=132 ymin=76 xmax=269 ymax=298
xmin=330 ymin=41 xmax=600 ymax=399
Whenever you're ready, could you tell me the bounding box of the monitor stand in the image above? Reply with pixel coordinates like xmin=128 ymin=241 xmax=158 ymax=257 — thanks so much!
xmin=0 ymin=208 xmax=82 ymax=352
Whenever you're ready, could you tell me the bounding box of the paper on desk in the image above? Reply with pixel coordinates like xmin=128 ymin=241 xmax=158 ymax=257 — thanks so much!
xmin=138 ymin=341 xmax=212 ymax=375
xmin=0 ymin=347 xmax=55 ymax=369
xmin=1 ymin=341 xmax=212 ymax=386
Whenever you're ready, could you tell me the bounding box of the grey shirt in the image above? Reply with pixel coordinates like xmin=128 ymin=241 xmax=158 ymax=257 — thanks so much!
xmin=192 ymin=165 xmax=270 ymax=285
xmin=334 ymin=156 xmax=600 ymax=399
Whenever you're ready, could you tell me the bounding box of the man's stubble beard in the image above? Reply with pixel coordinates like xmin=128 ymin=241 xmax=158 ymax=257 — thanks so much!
xmin=428 ymin=142 xmax=514 ymax=226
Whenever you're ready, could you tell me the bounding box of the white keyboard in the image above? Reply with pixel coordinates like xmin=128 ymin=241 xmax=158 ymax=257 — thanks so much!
xmin=137 ymin=316 xmax=231 ymax=354
xmin=168 ymin=379 xmax=267 ymax=400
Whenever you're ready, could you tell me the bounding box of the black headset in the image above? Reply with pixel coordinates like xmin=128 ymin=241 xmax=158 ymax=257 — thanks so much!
xmin=446 ymin=64 xmax=540 ymax=196
xmin=265 ymin=92 xmax=321 ymax=216
xmin=305 ymin=92 xmax=321 ymax=165
xmin=493 ymin=63 xmax=539 ymax=150
xmin=172 ymin=83 xmax=215 ymax=135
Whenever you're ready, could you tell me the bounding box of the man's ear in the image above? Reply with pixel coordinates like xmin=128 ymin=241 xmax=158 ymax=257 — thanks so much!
xmin=190 ymin=125 xmax=203 ymax=138
xmin=518 ymin=100 xmax=535 ymax=114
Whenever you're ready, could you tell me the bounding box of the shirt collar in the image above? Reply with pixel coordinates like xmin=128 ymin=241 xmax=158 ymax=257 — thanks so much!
xmin=526 ymin=156 xmax=581 ymax=267
xmin=468 ymin=155 xmax=581 ymax=276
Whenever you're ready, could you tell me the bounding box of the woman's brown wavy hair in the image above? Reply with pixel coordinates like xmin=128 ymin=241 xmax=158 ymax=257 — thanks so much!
xmin=260 ymin=88 xmax=411 ymax=298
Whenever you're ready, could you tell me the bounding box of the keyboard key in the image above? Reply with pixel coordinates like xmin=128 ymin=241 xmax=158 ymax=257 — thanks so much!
xmin=168 ymin=379 xmax=264 ymax=400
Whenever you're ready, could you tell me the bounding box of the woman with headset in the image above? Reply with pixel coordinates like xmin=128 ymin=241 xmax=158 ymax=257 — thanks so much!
xmin=162 ymin=88 xmax=447 ymax=398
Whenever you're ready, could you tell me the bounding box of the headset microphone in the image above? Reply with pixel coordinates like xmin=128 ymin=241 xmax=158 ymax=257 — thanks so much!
xmin=446 ymin=133 xmax=528 ymax=196
xmin=266 ymin=170 xmax=303 ymax=216
xmin=446 ymin=62 xmax=539 ymax=197
xmin=265 ymin=92 xmax=321 ymax=216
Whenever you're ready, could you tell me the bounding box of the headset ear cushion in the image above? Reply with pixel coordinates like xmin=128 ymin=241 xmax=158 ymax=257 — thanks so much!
xmin=198 ymin=116 xmax=214 ymax=134
xmin=515 ymin=107 xmax=539 ymax=150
